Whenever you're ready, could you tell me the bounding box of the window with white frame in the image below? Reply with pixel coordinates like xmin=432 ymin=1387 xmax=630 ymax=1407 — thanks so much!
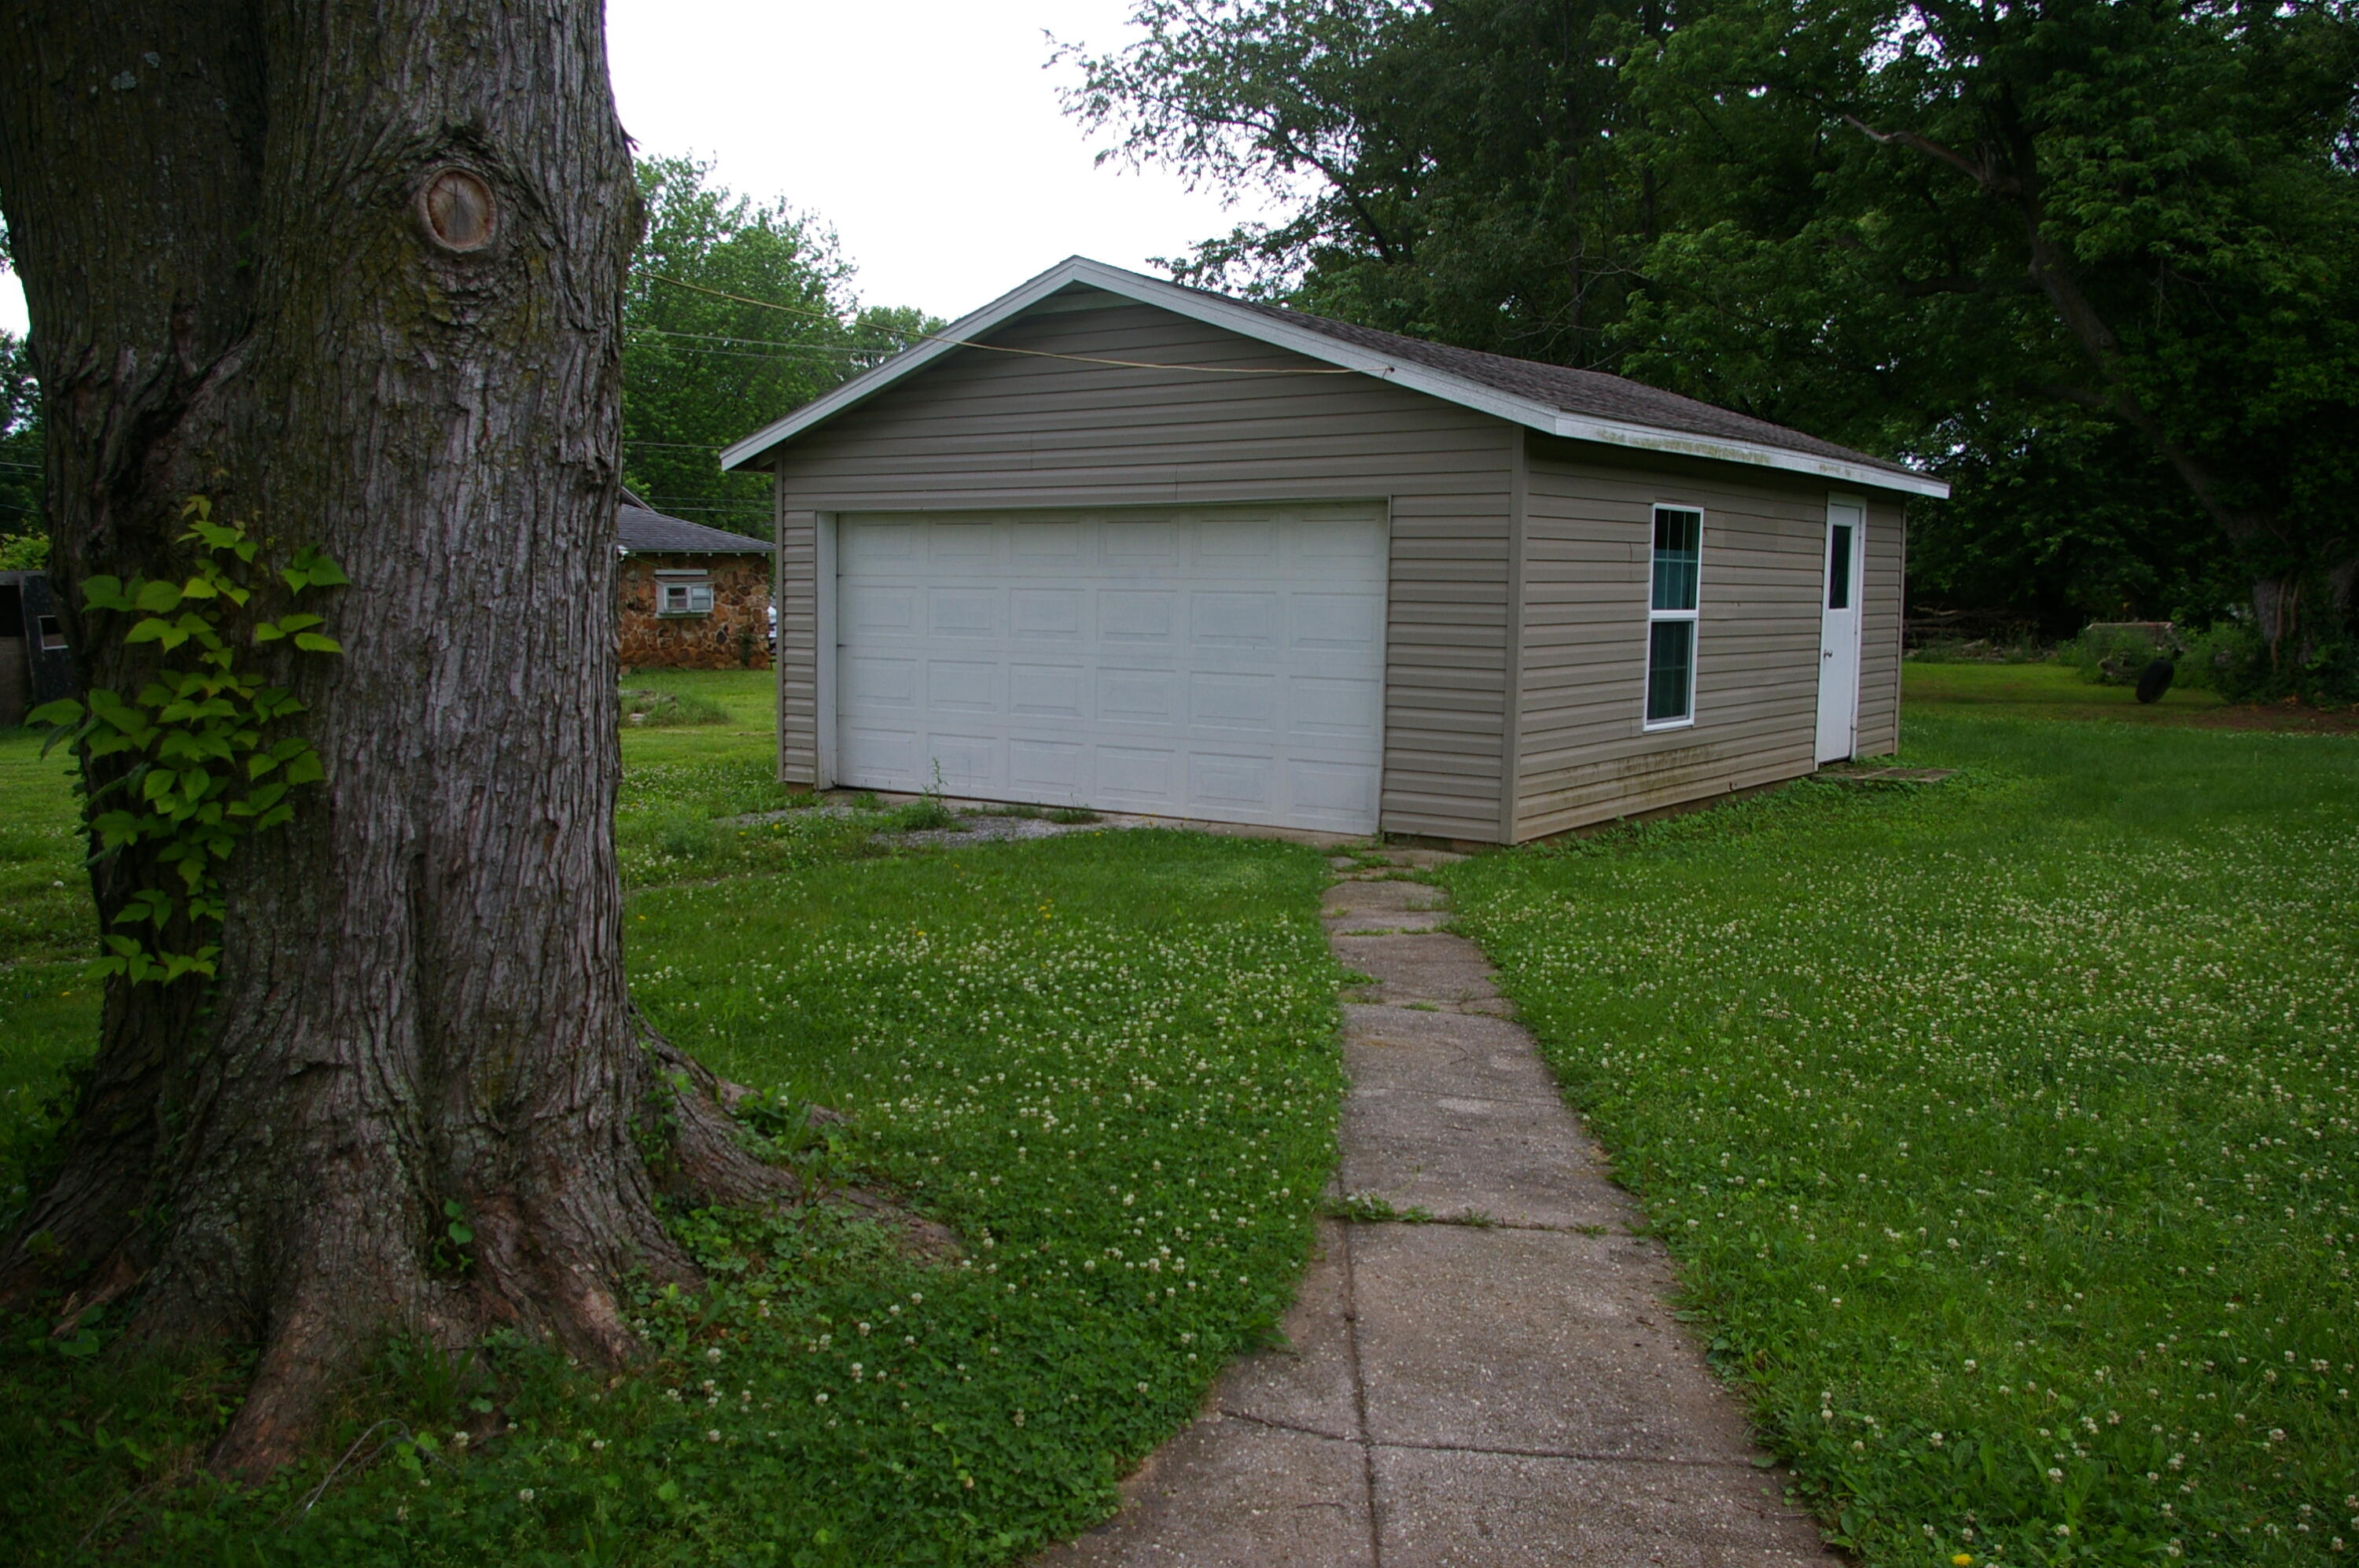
xmin=1643 ymin=506 xmax=1701 ymax=727
xmin=654 ymin=569 xmax=714 ymax=617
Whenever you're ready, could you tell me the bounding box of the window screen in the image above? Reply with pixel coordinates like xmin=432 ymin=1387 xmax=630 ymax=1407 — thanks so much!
xmin=1827 ymin=522 xmax=1853 ymax=611
xmin=655 ymin=574 xmax=714 ymax=616
xmin=1644 ymin=507 xmax=1702 ymax=725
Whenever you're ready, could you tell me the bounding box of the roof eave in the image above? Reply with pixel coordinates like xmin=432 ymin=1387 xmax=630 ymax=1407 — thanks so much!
xmin=721 ymin=256 xmax=1950 ymax=499
xmin=1545 ymin=414 xmax=1950 ymax=499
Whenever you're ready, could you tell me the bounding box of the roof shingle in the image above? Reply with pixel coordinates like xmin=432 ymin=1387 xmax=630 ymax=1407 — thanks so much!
xmin=1213 ymin=293 xmax=1918 ymax=480
xmin=616 ymin=497 xmax=773 ymax=554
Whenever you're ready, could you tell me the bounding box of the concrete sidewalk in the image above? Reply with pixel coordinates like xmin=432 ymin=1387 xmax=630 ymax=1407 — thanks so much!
xmin=1036 ymin=848 xmax=1838 ymax=1567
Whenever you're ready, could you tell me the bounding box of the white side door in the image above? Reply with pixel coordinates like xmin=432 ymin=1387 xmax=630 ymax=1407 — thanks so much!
xmin=1815 ymin=500 xmax=1865 ymax=764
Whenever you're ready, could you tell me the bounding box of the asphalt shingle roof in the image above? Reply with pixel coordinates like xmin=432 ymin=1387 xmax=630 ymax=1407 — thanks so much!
xmin=616 ymin=495 xmax=773 ymax=554
xmin=1213 ymin=294 xmax=1919 ymax=480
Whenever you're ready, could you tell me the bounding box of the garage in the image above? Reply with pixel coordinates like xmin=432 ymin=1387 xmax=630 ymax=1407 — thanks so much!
xmin=729 ymin=257 xmax=1940 ymax=843
xmin=830 ymin=502 xmax=1389 ymax=834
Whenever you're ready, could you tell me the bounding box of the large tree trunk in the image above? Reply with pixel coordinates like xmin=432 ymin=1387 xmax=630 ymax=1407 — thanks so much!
xmin=0 ymin=0 xmax=793 ymax=1476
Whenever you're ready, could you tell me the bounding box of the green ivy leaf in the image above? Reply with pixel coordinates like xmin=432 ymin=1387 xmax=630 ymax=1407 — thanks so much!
xmin=133 ymin=579 xmax=184 ymax=613
xmin=292 ymin=632 xmax=343 ymax=655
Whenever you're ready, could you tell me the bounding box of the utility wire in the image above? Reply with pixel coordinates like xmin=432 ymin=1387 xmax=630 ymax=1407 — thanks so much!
xmin=627 ymin=325 xmax=893 ymax=355
xmin=646 ymin=273 xmax=1360 ymax=377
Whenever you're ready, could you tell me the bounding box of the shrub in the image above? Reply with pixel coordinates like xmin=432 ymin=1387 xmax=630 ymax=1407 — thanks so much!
xmin=2180 ymin=622 xmax=2359 ymax=705
xmin=0 ymin=530 xmax=47 ymax=571
xmin=2062 ymin=622 xmax=2179 ymax=686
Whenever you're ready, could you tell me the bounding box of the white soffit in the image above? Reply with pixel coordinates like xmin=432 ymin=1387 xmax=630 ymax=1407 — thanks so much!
xmin=719 ymin=256 xmax=1950 ymax=500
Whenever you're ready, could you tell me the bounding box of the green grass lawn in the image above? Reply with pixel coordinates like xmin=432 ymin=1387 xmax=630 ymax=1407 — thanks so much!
xmin=0 ymin=673 xmax=1350 ymax=1566
xmin=1442 ymin=716 xmax=2359 ymax=1566
xmin=13 ymin=665 xmax=2359 ymax=1565
xmin=1902 ymin=658 xmax=2357 ymax=734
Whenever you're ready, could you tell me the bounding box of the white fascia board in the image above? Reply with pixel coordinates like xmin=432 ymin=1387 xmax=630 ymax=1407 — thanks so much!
xmin=1545 ymin=412 xmax=1952 ymax=499
xmin=720 ymin=256 xmax=1950 ymax=499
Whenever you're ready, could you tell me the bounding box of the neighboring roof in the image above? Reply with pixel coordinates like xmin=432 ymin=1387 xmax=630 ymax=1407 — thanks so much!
xmin=720 ymin=256 xmax=1948 ymax=499
xmin=616 ymin=492 xmax=774 ymax=554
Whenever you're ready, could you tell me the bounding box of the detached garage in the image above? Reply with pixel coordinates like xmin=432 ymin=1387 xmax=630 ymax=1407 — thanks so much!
xmin=723 ymin=258 xmax=1946 ymax=844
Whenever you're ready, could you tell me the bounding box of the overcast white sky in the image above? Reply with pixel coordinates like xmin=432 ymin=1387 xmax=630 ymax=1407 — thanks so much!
xmin=0 ymin=2 xmax=1282 ymax=336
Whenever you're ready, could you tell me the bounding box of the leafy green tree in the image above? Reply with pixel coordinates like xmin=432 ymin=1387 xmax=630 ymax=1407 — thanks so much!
xmin=1061 ymin=0 xmax=1676 ymax=366
xmin=1062 ymin=0 xmax=2359 ymax=686
xmin=1621 ymin=0 xmax=2359 ymax=677
xmin=0 ymin=327 xmax=41 ymax=550
xmin=624 ymin=156 xmax=937 ymax=536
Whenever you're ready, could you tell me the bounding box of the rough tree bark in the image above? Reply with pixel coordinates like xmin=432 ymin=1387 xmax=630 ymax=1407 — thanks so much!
xmin=0 ymin=1 xmax=797 ymax=1475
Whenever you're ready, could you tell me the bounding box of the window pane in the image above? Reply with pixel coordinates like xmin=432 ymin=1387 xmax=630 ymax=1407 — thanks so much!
xmin=1827 ymin=523 xmax=1853 ymax=611
xmin=1646 ymin=620 xmax=1695 ymax=722
xmin=1651 ymin=509 xmax=1700 ymax=611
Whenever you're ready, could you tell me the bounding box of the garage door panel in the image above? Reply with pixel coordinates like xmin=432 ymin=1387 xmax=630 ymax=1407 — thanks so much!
xmin=843 ymin=521 xmax=919 ymax=571
xmin=842 ymin=724 xmax=921 ymax=778
xmin=1290 ymin=675 xmax=1382 ymax=739
xmin=927 ymin=522 xmax=998 ymax=569
xmin=1195 ymin=518 xmax=1278 ymax=565
xmin=1101 ymin=668 xmax=1179 ymax=725
xmin=926 ymin=659 xmax=999 ymax=714
xmin=1191 ymin=753 xmax=1275 ymax=810
xmin=1292 ymin=592 xmax=1383 ymax=653
xmin=928 ymin=731 xmax=1000 ymax=790
xmin=1098 ymin=590 xmax=1176 ymax=644
xmin=844 ymin=655 xmax=918 ymax=709
xmin=1014 ymin=521 xmax=1086 ymax=563
xmin=927 ymin=588 xmax=998 ymax=638
xmin=843 ymin=584 xmax=918 ymax=635
xmin=1010 ymin=738 xmax=1087 ymax=793
xmin=837 ymin=505 xmax=1386 ymax=832
xmin=1010 ymin=663 xmax=1086 ymax=717
xmin=1010 ymin=588 xmax=1084 ymax=639
xmin=1103 ymin=521 xmax=1180 ymax=565
xmin=1191 ymin=592 xmax=1279 ymax=651
xmin=1097 ymin=745 xmax=1180 ymax=803
xmin=1290 ymin=761 xmax=1381 ymax=826
xmin=1191 ymin=672 xmax=1278 ymax=732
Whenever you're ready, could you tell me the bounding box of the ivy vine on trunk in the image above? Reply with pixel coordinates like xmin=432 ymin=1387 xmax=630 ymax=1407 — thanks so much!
xmin=0 ymin=0 xmax=819 ymax=1478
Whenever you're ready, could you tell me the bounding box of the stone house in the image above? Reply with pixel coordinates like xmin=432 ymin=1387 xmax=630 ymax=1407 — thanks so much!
xmin=616 ymin=492 xmax=775 ymax=671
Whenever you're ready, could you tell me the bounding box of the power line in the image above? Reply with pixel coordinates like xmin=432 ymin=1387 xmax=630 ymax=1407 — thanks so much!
xmin=627 ymin=325 xmax=899 ymax=356
xmin=646 ymin=273 xmax=1360 ymax=378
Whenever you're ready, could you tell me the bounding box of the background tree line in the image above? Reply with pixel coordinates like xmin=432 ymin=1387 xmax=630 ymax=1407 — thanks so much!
xmin=1062 ymin=0 xmax=2359 ymax=697
xmin=0 ymin=158 xmax=928 ymax=570
xmin=620 ymin=155 xmax=937 ymax=540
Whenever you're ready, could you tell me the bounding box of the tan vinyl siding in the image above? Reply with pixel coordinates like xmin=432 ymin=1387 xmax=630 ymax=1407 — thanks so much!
xmin=769 ymin=297 xmax=1514 ymax=841
xmin=775 ymin=502 xmax=818 ymax=783
xmin=1856 ymin=495 xmax=1907 ymax=756
xmin=1512 ymin=437 xmax=1902 ymax=839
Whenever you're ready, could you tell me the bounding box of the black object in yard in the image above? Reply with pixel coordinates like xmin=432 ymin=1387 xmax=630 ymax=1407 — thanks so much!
xmin=2136 ymin=659 xmax=2177 ymax=705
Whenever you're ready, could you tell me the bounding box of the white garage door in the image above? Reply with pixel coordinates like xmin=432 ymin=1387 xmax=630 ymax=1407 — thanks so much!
xmin=835 ymin=504 xmax=1387 ymax=834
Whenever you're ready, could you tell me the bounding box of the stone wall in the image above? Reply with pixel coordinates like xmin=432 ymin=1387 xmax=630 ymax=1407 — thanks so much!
xmin=616 ymin=552 xmax=771 ymax=670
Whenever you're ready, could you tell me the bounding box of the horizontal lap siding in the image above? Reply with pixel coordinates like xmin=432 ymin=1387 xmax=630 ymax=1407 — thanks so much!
xmin=1512 ymin=440 xmax=1836 ymax=839
xmin=776 ymin=502 xmax=818 ymax=782
xmin=768 ymin=298 xmax=1514 ymax=840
